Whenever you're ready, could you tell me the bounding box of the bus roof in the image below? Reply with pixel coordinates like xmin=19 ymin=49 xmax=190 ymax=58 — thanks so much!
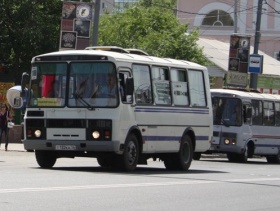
xmin=211 ymin=88 xmax=280 ymax=101
xmin=31 ymin=49 xmax=206 ymax=70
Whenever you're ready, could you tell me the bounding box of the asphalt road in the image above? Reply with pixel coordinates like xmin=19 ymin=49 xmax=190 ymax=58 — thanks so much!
xmin=1 ymin=149 xmax=280 ymax=211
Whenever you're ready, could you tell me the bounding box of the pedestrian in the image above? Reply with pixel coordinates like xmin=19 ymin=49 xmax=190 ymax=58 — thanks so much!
xmin=0 ymin=103 xmax=13 ymax=151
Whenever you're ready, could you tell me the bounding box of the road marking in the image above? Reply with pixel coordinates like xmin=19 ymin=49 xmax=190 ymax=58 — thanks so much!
xmin=0 ymin=178 xmax=280 ymax=194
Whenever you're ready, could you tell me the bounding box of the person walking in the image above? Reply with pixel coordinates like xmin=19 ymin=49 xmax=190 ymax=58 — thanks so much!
xmin=0 ymin=103 xmax=12 ymax=151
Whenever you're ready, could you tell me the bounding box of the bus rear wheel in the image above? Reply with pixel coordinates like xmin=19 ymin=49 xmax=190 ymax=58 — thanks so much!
xmin=35 ymin=150 xmax=57 ymax=168
xmin=178 ymin=135 xmax=193 ymax=170
xmin=117 ymin=134 xmax=139 ymax=171
xmin=164 ymin=135 xmax=193 ymax=171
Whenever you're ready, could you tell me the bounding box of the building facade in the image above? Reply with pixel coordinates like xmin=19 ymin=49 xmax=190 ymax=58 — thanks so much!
xmin=177 ymin=0 xmax=280 ymax=60
xmin=100 ymin=0 xmax=138 ymax=14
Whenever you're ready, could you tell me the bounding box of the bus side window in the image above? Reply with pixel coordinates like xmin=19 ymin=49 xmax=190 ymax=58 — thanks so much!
xmin=132 ymin=64 xmax=152 ymax=104
xmin=188 ymin=70 xmax=206 ymax=107
xmin=263 ymin=101 xmax=275 ymax=126
xmin=170 ymin=68 xmax=189 ymax=106
xmin=275 ymin=102 xmax=280 ymax=126
xmin=119 ymin=73 xmax=126 ymax=101
xmin=119 ymin=72 xmax=133 ymax=103
xmin=152 ymin=66 xmax=171 ymax=105
xmin=244 ymin=105 xmax=252 ymax=124
xmin=252 ymin=100 xmax=263 ymax=125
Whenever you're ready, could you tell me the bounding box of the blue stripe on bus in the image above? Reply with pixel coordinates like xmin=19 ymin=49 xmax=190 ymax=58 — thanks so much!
xmin=135 ymin=107 xmax=209 ymax=114
xmin=253 ymin=135 xmax=280 ymax=139
xmin=255 ymin=144 xmax=280 ymax=148
xmin=142 ymin=135 xmax=209 ymax=141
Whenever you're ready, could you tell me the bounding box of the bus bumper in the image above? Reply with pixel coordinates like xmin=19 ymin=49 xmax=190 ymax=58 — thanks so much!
xmin=209 ymin=144 xmax=243 ymax=154
xmin=23 ymin=139 xmax=121 ymax=152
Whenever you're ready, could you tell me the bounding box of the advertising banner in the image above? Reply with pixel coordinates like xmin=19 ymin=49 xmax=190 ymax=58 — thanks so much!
xmin=60 ymin=2 xmax=93 ymax=50
xmin=227 ymin=34 xmax=251 ymax=87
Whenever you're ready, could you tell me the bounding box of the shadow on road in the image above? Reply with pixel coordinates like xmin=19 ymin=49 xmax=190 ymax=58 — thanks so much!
xmin=31 ymin=165 xmax=227 ymax=175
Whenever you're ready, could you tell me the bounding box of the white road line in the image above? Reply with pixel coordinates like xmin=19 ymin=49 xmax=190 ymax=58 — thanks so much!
xmin=0 ymin=178 xmax=279 ymax=194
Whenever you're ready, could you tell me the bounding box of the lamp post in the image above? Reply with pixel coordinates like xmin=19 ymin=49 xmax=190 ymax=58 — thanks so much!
xmin=92 ymin=0 xmax=100 ymax=46
xmin=249 ymin=0 xmax=263 ymax=89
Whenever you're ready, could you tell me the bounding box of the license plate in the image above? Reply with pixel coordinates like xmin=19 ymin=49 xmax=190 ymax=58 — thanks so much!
xmin=55 ymin=145 xmax=76 ymax=150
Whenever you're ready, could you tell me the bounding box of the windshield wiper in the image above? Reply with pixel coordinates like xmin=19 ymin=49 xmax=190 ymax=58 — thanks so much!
xmin=73 ymin=93 xmax=95 ymax=110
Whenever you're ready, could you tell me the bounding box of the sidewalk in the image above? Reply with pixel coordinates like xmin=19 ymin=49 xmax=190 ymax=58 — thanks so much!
xmin=0 ymin=143 xmax=26 ymax=152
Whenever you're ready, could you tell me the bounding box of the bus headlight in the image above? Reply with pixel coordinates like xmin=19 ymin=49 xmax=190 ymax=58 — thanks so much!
xmin=224 ymin=139 xmax=230 ymax=145
xmin=34 ymin=130 xmax=42 ymax=138
xmin=92 ymin=131 xmax=100 ymax=139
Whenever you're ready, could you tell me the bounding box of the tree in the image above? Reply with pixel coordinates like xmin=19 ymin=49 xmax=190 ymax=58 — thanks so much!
xmin=98 ymin=0 xmax=206 ymax=65
xmin=0 ymin=0 xmax=62 ymax=83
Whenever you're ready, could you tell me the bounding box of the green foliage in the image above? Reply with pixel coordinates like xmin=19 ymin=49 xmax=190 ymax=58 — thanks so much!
xmin=0 ymin=0 xmax=62 ymax=83
xmin=99 ymin=0 xmax=206 ymax=64
xmin=0 ymin=0 xmax=207 ymax=84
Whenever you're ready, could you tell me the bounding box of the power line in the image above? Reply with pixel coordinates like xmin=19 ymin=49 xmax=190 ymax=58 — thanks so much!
xmin=264 ymin=0 xmax=280 ymax=14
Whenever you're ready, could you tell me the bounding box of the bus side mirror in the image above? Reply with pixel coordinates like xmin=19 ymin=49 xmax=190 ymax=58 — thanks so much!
xmin=21 ymin=72 xmax=29 ymax=96
xmin=125 ymin=77 xmax=134 ymax=96
xmin=6 ymin=86 xmax=24 ymax=109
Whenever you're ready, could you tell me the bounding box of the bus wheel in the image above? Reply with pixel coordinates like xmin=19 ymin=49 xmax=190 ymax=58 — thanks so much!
xmin=35 ymin=150 xmax=57 ymax=168
xmin=97 ymin=154 xmax=115 ymax=168
xmin=266 ymin=154 xmax=280 ymax=164
xmin=227 ymin=153 xmax=239 ymax=162
xmin=97 ymin=156 xmax=111 ymax=168
xmin=118 ymin=134 xmax=139 ymax=171
xmin=163 ymin=154 xmax=178 ymax=170
xmin=177 ymin=135 xmax=193 ymax=170
xmin=164 ymin=135 xmax=193 ymax=171
xmin=237 ymin=145 xmax=248 ymax=163
xmin=193 ymin=152 xmax=202 ymax=160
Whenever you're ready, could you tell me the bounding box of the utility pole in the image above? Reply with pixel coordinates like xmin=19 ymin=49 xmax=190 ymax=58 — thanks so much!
xmin=250 ymin=0 xmax=263 ymax=89
xmin=234 ymin=0 xmax=238 ymax=33
xmin=92 ymin=0 xmax=101 ymax=46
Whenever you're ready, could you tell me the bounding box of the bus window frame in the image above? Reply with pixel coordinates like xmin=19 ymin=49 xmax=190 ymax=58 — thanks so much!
xmin=132 ymin=63 xmax=153 ymax=105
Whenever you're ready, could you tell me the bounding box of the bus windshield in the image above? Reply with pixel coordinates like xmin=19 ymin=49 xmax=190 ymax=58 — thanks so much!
xmin=68 ymin=62 xmax=117 ymax=108
xmin=29 ymin=62 xmax=67 ymax=107
xmin=212 ymin=97 xmax=242 ymax=126
xmin=28 ymin=62 xmax=118 ymax=108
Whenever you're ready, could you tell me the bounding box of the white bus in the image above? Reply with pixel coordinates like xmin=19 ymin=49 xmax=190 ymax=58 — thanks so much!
xmin=11 ymin=47 xmax=212 ymax=171
xmin=210 ymin=88 xmax=280 ymax=163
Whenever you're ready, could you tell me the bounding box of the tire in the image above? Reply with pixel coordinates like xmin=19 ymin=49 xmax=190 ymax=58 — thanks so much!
xmin=97 ymin=155 xmax=114 ymax=168
xmin=266 ymin=154 xmax=280 ymax=164
xmin=177 ymin=135 xmax=193 ymax=170
xmin=164 ymin=135 xmax=193 ymax=171
xmin=237 ymin=153 xmax=248 ymax=163
xmin=227 ymin=153 xmax=239 ymax=162
xmin=237 ymin=145 xmax=248 ymax=163
xmin=163 ymin=154 xmax=178 ymax=170
xmin=227 ymin=146 xmax=248 ymax=163
xmin=35 ymin=150 xmax=57 ymax=168
xmin=117 ymin=134 xmax=139 ymax=171
xmin=193 ymin=152 xmax=202 ymax=160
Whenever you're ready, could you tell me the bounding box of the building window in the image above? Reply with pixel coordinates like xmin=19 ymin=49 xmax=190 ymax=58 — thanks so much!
xmin=115 ymin=0 xmax=138 ymax=10
xmin=202 ymin=10 xmax=233 ymax=26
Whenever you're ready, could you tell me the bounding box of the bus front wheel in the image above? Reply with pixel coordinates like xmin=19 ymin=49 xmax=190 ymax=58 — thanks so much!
xmin=117 ymin=134 xmax=139 ymax=171
xmin=35 ymin=150 xmax=57 ymax=168
xmin=266 ymin=153 xmax=280 ymax=164
xmin=97 ymin=154 xmax=115 ymax=168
